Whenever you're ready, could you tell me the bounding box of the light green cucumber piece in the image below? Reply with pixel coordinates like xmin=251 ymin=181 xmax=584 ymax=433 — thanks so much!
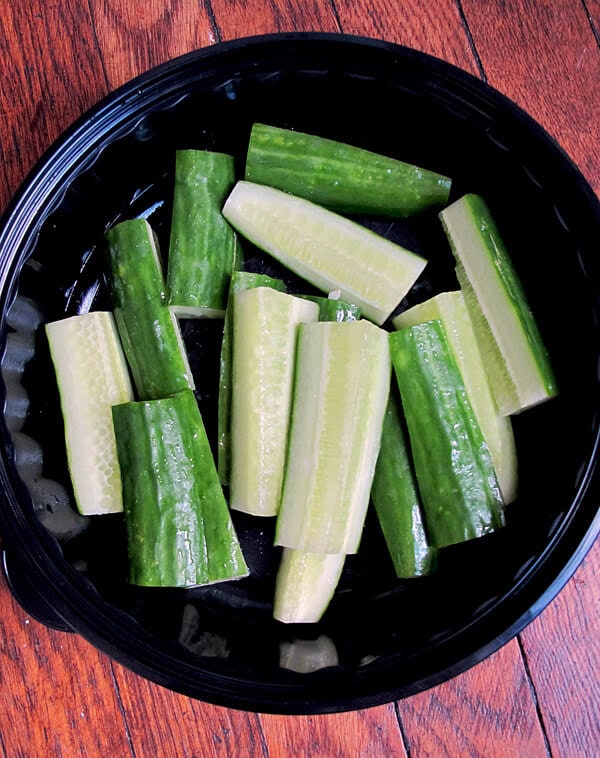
xmin=167 ymin=150 xmax=237 ymax=318
xmin=273 ymin=549 xmax=346 ymax=623
xmin=45 ymin=311 xmax=134 ymax=515
xmin=245 ymin=123 xmax=452 ymax=217
xmin=222 ymin=181 xmax=427 ymax=325
xmin=371 ymin=393 xmax=437 ymax=577
xmin=393 ymin=291 xmax=518 ymax=503
xmin=217 ymin=271 xmax=287 ymax=485
xmin=230 ymin=287 xmax=319 ymax=516
xmin=390 ymin=320 xmax=505 ymax=549
xmin=106 ymin=218 xmax=194 ymax=400
xmin=439 ymin=194 xmax=558 ymax=415
xmin=275 ymin=319 xmax=391 ymax=554
xmin=112 ymin=389 xmax=248 ymax=587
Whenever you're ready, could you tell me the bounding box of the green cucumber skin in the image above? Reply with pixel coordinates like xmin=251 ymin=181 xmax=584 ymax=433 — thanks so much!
xmin=167 ymin=150 xmax=237 ymax=316
xmin=106 ymin=218 xmax=194 ymax=400
xmin=371 ymin=393 xmax=437 ymax=577
xmin=217 ymin=271 xmax=287 ymax=485
xmin=301 ymin=295 xmax=362 ymax=322
xmin=245 ymin=123 xmax=452 ymax=217
xmin=441 ymin=194 xmax=557 ymax=414
xmin=390 ymin=321 xmax=505 ymax=549
xmin=112 ymin=389 xmax=248 ymax=587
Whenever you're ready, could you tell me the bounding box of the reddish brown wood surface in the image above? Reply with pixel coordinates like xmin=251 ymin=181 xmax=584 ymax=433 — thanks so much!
xmin=0 ymin=1 xmax=598 ymax=756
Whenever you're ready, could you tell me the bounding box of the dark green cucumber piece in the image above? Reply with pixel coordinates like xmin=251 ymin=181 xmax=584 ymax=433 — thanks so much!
xmin=371 ymin=392 xmax=437 ymax=577
xmin=106 ymin=218 xmax=194 ymax=400
xmin=217 ymin=271 xmax=287 ymax=485
xmin=301 ymin=294 xmax=362 ymax=322
xmin=166 ymin=150 xmax=237 ymax=317
xmin=112 ymin=389 xmax=248 ymax=587
xmin=245 ymin=123 xmax=452 ymax=217
xmin=390 ymin=320 xmax=505 ymax=548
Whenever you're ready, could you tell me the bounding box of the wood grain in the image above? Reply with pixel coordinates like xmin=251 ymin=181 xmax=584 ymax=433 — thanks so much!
xmin=0 ymin=577 xmax=130 ymax=756
xmin=210 ymin=0 xmax=340 ymax=40
xmin=396 ymin=639 xmax=551 ymax=757
xmin=88 ymin=0 xmax=217 ymax=90
xmin=0 ymin=2 xmax=105 ymax=214
xmin=333 ymin=0 xmax=480 ymax=74
xmin=461 ymin=0 xmax=600 ymax=194
xmin=520 ymin=540 xmax=600 ymax=758
xmin=258 ymin=704 xmax=407 ymax=757
xmin=111 ymin=665 xmax=270 ymax=758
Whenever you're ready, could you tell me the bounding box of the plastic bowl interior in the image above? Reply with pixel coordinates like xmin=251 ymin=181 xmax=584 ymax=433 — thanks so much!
xmin=0 ymin=34 xmax=599 ymax=714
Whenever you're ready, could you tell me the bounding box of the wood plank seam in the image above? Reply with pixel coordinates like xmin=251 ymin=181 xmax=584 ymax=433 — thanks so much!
xmin=85 ymin=0 xmax=111 ymax=92
xmin=248 ymin=712 xmax=270 ymax=757
xmin=580 ymin=0 xmax=600 ymax=46
xmin=515 ymin=636 xmax=553 ymax=758
xmin=454 ymin=0 xmax=488 ymax=81
xmin=327 ymin=0 xmax=344 ymax=32
xmin=393 ymin=701 xmax=413 ymax=757
xmin=203 ymin=0 xmax=223 ymax=45
xmin=108 ymin=660 xmax=137 ymax=758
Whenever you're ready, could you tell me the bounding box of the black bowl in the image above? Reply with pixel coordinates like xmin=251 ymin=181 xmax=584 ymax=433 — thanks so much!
xmin=0 ymin=33 xmax=598 ymax=714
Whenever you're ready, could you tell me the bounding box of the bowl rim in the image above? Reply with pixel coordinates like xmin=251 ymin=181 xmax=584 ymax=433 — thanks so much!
xmin=0 ymin=31 xmax=599 ymax=714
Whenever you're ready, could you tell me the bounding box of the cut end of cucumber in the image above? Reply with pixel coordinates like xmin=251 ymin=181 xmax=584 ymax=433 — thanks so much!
xmin=273 ymin=549 xmax=345 ymax=624
xmin=440 ymin=194 xmax=558 ymax=415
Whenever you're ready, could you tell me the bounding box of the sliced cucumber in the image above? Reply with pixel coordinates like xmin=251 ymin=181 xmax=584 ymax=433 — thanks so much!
xmin=112 ymin=389 xmax=248 ymax=587
xmin=222 ymin=181 xmax=427 ymax=325
xmin=439 ymin=194 xmax=557 ymax=415
xmin=390 ymin=320 xmax=505 ymax=548
xmin=245 ymin=123 xmax=452 ymax=217
xmin=393 ymin=291 xmax=518 ymax=503
xmin=230 ymin=287 xmax=318 ymax=517
xmin=272 ymin=291 xmax=360 ymax=619
xmin=273 ymin=549 xmax=346 ymax=623
xmin=275 ymin=319 xmax=391 ymax=554
xmin=167 ymin=150 xmax=237 ymax=318
xmin=371 ymin=392 xmax=437 ymax=577
xmin=106 ymin=218 xmax=194 ymax=400
xmin=45 ymin=311 xmax=134 ymax=515
xmin=217 ymin=271 xmax=287 ymax=485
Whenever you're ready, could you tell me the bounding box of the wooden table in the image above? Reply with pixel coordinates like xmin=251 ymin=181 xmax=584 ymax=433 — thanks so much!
xmin=1 ymin=2 xmax=598 ymax=756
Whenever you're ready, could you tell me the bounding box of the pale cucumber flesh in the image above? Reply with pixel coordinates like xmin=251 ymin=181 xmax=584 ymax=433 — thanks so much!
xmin=439 ymin=194 xmax=557 ymax=415
xmin=223 ymin=181 xmax=427 ymax=325
xmin=45 ymin=311 xmax=134 ymax=515
xmin=217 ymin=271 xmax=287 ymax=485
xmin=275 ymin=319 xmax=391 ymax=554
xmin=230 ymin=287 xmax=319 ymax=516
xmin=273 ymin=549 xmax=346 ymax=623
